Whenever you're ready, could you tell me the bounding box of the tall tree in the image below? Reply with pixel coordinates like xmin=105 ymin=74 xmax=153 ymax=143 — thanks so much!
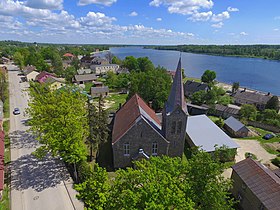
xmin=240 ymin=104 xmax=258 ymax=121
xmin=232 ymin=82 xmax=240 ymax=94
xmin=13 ymin=51 xmax=24 ymax=70
xmin=265 ymin=95 xmax=279 ymax=111
xmin=201 ymin=70 xmax=216 ymax=84
xmin=27 ymin=84 xmax=88 ymax=179
xmin=123 ymin=56 xmax=139 ymax=71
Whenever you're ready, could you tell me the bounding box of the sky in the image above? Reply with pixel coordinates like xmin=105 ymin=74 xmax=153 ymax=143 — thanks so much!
xmin=0 ymin=0 xmax=280 ymax=45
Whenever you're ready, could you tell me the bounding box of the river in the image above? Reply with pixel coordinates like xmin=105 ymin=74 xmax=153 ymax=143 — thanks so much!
xmin=110 ymin=47 xmax=280 ymax=95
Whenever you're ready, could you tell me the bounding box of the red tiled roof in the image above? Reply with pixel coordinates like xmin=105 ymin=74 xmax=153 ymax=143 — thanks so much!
xmin=63 ymin=53 xmax=74 ymax=57
xmin=112 ymin=94 xmax=161 ymax=144
xmin=232 ymin=158 xmax=280 ymax=209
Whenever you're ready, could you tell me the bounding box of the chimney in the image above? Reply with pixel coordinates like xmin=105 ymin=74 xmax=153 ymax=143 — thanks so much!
xmin=267 ymin=92 xmax=270 ymax=96
xmin=119 ymin=103 xmax=122 ymax=110
xmin=148 ymin=101 xmax=153 ymax=108
xmin=139 ymin=148 xmax=144 ymax=153
xmin=243 ymin=88 xmax=246 ymax=92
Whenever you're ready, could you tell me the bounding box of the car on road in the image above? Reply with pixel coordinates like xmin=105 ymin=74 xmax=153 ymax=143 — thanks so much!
xmin=263 ymin=133 xmax=275 ymax=140
xmin=13 ymin=108 xmax=20 ymax=115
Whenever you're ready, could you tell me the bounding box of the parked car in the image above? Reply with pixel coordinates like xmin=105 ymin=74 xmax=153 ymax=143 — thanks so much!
xmin=263 ymin=133 xmax=275 ymax=140
xmin=13 ymin=108 xmax=20 ymax=115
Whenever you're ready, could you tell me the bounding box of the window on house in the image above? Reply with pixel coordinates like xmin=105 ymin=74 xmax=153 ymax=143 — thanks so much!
xmin=152 ymin=142 xmax=158 ymax=155
xmin=171 ymin=121 xmax=176 ymax=134
xmin=177 ymin=121 xmax=182 ymax=134
xmin=124 ymin=143 xmax=130 ymax=156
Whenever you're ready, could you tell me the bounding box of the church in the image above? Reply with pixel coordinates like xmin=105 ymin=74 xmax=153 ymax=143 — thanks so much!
xmin=112 ymin=58 xmax=238 ymax=168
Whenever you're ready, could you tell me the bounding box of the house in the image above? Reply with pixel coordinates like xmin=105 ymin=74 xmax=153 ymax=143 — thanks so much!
xmin=74 ymin=74 xmax=97 ymax=84
xmin=91 ymin=86 xmax=109 ymax=98
xmin=224 ymin=116 xmax=250 ymax=138
xmin=231 ymin=158 xmax=280 ymax=210
xmin=0 ymin=57 xmax=9 ymax=64
xmin=212 ymin=104 xmax=240 ymax=119
xmin=63 ymin=53 xmax=75 ymax=59
xmin=91 ymin=57 xmax=109 ymax=65
xmin=186 ymin=103 xmax=209 ymax=115
xmin=35 ymin=71 xmax=57 ymax=84
xmin=186 ymin=114 xmax=239 ymax=154
xmin=44 ymin=77 xmax=66 ymax=90
xmin=90 ymin=64 xmax=119 ymax=75
xmin=184 ymin=80 xmax=209 ymax=97
xmin=112 ymin=58 xmax=187 ymax=168
xmin=77 ymin=68 xmax=92 ymax=75
xmin=233 ymin=89 xmax=272 ymax=110
xmin=23 ymin=66 xmax=39 ymax=82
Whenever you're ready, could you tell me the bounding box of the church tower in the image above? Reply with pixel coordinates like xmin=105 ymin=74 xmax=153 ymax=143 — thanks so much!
xmin=162 ymin=57 xmax=188 ymax=157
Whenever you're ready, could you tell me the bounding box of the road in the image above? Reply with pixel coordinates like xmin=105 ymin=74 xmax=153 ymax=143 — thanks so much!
xmin=8 ymin=65 xmax=83 ymax=210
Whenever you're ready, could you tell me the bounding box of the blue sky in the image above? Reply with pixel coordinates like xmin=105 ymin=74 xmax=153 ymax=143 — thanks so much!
xmin=0 ymin=0 xmax=279 ymax=44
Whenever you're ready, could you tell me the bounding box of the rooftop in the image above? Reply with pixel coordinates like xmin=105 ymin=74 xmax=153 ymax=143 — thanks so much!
xmin=224 ymin=116 xmax=246 ymax=132
xmin=233 ymin=90 xmax=272 ymax=104
xmin=74 ymin=74 xmax=97 ymax=82
xmin=186 ymin=115 xmax=239 ymax=152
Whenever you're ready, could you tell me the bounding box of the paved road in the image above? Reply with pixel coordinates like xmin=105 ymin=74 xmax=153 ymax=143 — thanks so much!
xmin=8 ymin=65 xmax=83 ymax=210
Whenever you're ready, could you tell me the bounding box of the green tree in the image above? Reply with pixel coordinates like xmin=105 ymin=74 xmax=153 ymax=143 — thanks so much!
xmin=111 ymin=56 xmax=122 ymax=65
xmin=51 ymin=52 xmax=64 ymax=76
xmin=123 ymin=56 xmax=139 ymax=71
xmin=13 ymin=51 xmax=24 ymax=70
xmin=129 ymin=66 xmax=171 ymax=110
xmin=27 ymin=84 xmax=88 ymax=179
xmin=232 ymin=82 xmax=239 ymax=94
xmin=201 ymin=70 xmax=216 ymax=84
xmin=191 ymin=90 xmax=206 ymax=105
xmin=137 ymin=57 xmax=154 ymax=72
xmin=64 ymin=66 xmax=77 ymax=83
xmin=265 ymin=95 xmax=279 ymax=112
xmin=240 ymin=104 xmax=258 ymax=121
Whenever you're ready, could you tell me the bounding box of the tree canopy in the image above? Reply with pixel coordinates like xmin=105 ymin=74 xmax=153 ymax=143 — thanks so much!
xmin=201 ymin=70 xmax=216 ymax=84
xmin=265 ymin=95 xmax=279 ymax=112
xmin=239 ymin=104 xmax=257 ymax=121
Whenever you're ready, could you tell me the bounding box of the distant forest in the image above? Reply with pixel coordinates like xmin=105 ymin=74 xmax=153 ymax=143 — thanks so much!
xmin=147 ymin=45 xmax=280 ymax=60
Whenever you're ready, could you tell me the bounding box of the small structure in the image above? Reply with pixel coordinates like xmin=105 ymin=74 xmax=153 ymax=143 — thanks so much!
xmin=231 ymin=158 xmax=280 ymax=210
xmin=23 ymin=65 xmax=39 ymax=82
xmin=74 ymin=74 xmax=97 ymax=84
xmin=36 ymin=71 xmax=57 ymax=84
xmin=0 ymin=57 xmax=9 ymax=64
xmin=233 ymin=89 xmax=272 ymax=110
xmin=184 ymin=80 xmax=209 ymax=97
xmin=213 ymin=104 xmax=240 ymax=119
xmin=44 ymin=77 xmax=66 ymax=90
xmin=224 ymin=116 xmax=249 ymax=138
xmin=63 ymin=53 xmax=75 ymax=58
xmin=91 ymin=86 xmax=109 ymax=98
xmin=186 ymin=115 xmax=239 ymax=153
xmin=90 ymin=64 xmax=119 ymax=75
xmin=186 ymin=103 xmax=209 ymax=115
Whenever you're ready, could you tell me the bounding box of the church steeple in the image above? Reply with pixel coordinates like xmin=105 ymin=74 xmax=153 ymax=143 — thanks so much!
xmin=165 ymin=57 xmax=188 ymax=114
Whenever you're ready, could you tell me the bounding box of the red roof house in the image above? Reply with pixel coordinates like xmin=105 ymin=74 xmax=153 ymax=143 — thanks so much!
xmin=63 ymin=53 xmax=74 ymax=58
xmin=35 ymin=71 xmax=57 ymax=84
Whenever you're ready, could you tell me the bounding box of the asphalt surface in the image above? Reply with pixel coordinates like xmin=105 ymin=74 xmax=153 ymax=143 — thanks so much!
xmin=8 ymin=65 xmax=83 ymax=210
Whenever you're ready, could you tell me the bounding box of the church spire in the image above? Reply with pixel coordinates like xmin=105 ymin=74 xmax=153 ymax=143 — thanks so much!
xmin=165 ymin=57 xmax=187 ymax=114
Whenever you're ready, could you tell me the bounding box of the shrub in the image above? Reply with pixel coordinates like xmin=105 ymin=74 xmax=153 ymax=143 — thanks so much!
xmin=271 ymin=157 xmax=280 ymax=168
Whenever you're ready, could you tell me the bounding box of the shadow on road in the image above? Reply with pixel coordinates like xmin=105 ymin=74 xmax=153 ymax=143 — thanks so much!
xmin=10 ymin=130 xmax=39 ymax=149
xmin=11 ymin=153 xmax=70 ymax=192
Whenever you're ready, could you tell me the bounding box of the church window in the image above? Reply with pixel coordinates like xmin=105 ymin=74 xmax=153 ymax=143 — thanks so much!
xmin=152 ymin=142 xmax=158 ymax=155
xmin=124 ymin=143 xmax=130 ymax=156
xmin=171 ymin=121 xmax=176 ymax=134
xmin=177 ymin=121 xmax=182 ymax=134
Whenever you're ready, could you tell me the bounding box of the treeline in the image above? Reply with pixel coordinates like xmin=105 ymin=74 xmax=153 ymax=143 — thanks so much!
xmin=148 ymin=45 xmax=280 ymax=60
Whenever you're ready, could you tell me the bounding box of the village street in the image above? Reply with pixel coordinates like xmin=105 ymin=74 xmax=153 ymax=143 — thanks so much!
xmin=8 ymin=64 xmax=83 ymax=210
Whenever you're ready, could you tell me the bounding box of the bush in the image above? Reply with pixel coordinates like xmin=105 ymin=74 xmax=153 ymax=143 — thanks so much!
xmin=272 ymin=157 xmax=280 ymax=168
xmin=77 ymin=160 xmax=94 ymax=183
xmin=245 ymin=152 xmax=257 ymax=160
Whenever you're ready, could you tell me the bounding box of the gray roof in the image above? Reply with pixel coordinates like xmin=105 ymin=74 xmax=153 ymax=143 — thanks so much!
xmin=184 ymin=80 xmax=208 ymax=95
xmin=23 ymin=65 xmax=36 ymax=75
xmin=233 ymin=90 xmax=272 ymax=104
xmin=91 ymin=86 xmax=109 ymax=94
xmin=165 ymin=57 xmax=187 ymax=114
xmin=232 ymin=158 xmax=280 ymax=209
xmin=215 ymin=104 xmax=240 ymax=115
xmin=186 ymin=115 xmax=239 ymax=152
xmin=74 ymin=74 xmax=97 ymax=82
xmin=77 ymin=69 xmax=92 ymax=75
xmin=224 ymin=116 xmax=246 ymax=132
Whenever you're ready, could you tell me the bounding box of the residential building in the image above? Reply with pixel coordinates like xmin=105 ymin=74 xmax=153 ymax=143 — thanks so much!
xmin=77 ymin=68 xmax=92 ymax=75
xmin=74 ymin=74 xmax=97 ymax=84
xmin=212 ymin=104 xmax=240 ymax=119
xmin=0 ymin=57 xmax=9 ymax=64
xmin=231 ymin=158 xmax=280 ymax=210
xmin=112 ymin=58 xmax=187 ymax=168
xmin=186 ymin=103 xmax=209 ymax=115
xmin=23 ymin=66 xmax=39 ymax=82
xmin=63 ymin=53 xmax=75 ymax=58
xmin=36 ymin=71 xmax=57 ymax=84
xmin=233 ymin=89 xmax=272 ymax=110
xmin=224 ymin=116 xmax=250 ymax=138
xmin=186 ymin=114 xmax=239 ymax=154
xmin=44 ymin=77 xmax=66 ymax=90
xmin=184 ymin=80 xmax=209 ymax=97
xmin=91 ymin=86 xmax=109 ymax=98
xmin=90 ymin=64 xmax=119 ymax=75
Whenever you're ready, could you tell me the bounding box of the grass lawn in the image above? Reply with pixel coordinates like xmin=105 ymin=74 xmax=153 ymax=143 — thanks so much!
xmin=105 ymin=93 xmax=127 ymax=111
xmin=208 ymin=115 xmax=220 ymax=122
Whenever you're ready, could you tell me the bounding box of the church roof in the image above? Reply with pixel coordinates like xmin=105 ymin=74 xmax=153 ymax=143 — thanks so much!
xmin=112 ymin=94 xmax=161 ymax=144
xmin=165 ymin=57 xmax=187 ymax=114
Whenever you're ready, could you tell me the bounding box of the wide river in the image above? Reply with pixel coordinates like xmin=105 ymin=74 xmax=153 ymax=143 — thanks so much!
xmin=110 ymin=47 xmax=280 ymax=96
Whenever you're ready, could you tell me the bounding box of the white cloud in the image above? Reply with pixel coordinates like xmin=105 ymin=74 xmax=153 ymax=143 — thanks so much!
xmin=129 ymin=11 xmax=138 ymax=17
xmin=80 ymin=12 xmax=116 ymax=26
xmin=149 ymin=0 xmax=214 ymax=15
xmin=211 ymin=22 xmax=223 ymax=28
xmin=212 ymin=11 xmax=230 ymax=22
xmin=188 ymin=11 xmax=213 ymax=22
xmin=273 ymin=28 xmax=279 ymax=31
xmin=26 ymin=0 xmax=63 ymax=10
xmin=240 ymin=32 xmax=248 ymax=36
xmin=274 ymin=16 xmax=280 ymax=20
xmin=78 ymin=0 xmax=117 ymax=6
xmin=156 ymin=17 xmax=162 ymax=21
xmin=227 ymin=7 xmax=239 ymax=12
